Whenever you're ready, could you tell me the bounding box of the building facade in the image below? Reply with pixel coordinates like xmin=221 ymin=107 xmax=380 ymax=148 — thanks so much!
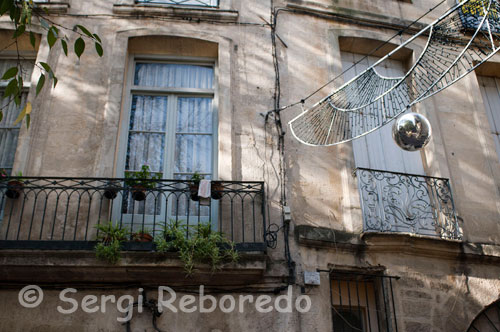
xmin=0 ymin=0 xmax=499 ymax=331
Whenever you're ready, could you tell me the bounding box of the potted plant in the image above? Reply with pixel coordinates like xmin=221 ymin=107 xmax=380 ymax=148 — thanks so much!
xmin=125 ymin=165 xmax=162 ymax=201
xmin=103 ymin=180 xmax=121 ymax=200
xmin=94 ymin=221 xmax=129 ymax=264
xmin=211 ymin=180 xmax=224 ymax=200
xmin=132 ymin=228 xmax=154 ymax=242
xmin=6 ymin=171 xmax=24 ymax=199
xmin=155 ymin=221 xmax=238 ymax=275
xmin=189 ymin=172 xmax=204 ymax=201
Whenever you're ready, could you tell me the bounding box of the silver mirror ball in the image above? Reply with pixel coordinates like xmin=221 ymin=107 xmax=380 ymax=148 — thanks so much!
xmin=392 ymin=112 xmax=432 ymax=151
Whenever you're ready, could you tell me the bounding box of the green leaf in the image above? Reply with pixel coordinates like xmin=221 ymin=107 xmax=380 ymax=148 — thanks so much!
xmin=47 ymin=27 xmax=57 ymax=48
xmin=39 ymin=62 xmax=51 ymax=73
xmin=0 ymin=0 xmax=12 ymax=16
xmin=95 ymin=42 xmax=103 ymax=57
xmin=4 ymin=78 xmax=18 ymax=99
xmin=29 ymin=31 xmax=36 ymax=48
xmin=93 ymin=33 xmax=101 ymax=43
xmin=36 ymin=74 xmax=45 ymax=96
xmin=39 ymin=18 xmax=49 ymax=30
xmin=14 ymin=94 xmax=20 ymax=106
xmin=76 ymin=25 xmax=92 ymax=38
xmin=61 ymin=39 xmax=68 ymax=56
xmin=10 ymin=6 xmax=20 ymax=22
xmin=13 ymin=24 xmax=26 ymax=38
xmin=25 ymin=114 xmax=30 ymax=129
xmin=13 ymin=102 xmax=31 ymax=126
xmin=0 ymin=110 xmax=3 ymax=123
xmin=74 ymin=37 xmax=85 ymax=59
xmin=2 ymin=67 xmax=18 ymax=80
xmin=53 ymin=76 xmax=58 ymax=88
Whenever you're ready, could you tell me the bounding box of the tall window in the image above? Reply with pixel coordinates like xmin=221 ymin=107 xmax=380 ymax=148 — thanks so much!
xmin=341 ymin=51 xmax=425 ymax=175
xmin=0 ymin=59 xmax=34 ymax=175
xmin=119 ymin=58 xmax=216 ymax=220
xmin=342 ymin=51 xmax=451 ymax=237
xmin=477 ymin=75 xmax=500 ymax=163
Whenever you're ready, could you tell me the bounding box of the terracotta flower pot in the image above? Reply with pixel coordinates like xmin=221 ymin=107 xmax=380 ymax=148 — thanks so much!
xmin=189 ymin=183 xmax=200 ymax=201
xmin=131 ymin=185 xmax=147 ymax=201
xmin=103 ymin=182 xmax=120 ymax=200
xmin=133 ymin=232 xmax=153 ymax=242
xmin=6 ymin=180 xmax=23 ymax=199
xmin=211 ymin=181 xmax=224 ymax=200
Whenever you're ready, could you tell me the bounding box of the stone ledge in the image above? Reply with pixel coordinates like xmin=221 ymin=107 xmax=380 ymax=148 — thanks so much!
xmin=33 ymin=2 xmax=69 ymax=14
xmin=296 ymin=225 xmax=500 ymax=263
xmin=0 ymin=250 xmax=267 ymax=286
xmin=286 ymin=3 xmax=426 ymax=34
xmin=112 ymin=4 xmax=239 ymax=22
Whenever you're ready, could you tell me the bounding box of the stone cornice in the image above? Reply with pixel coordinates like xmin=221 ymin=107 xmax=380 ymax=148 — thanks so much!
xmin=112 ymin=4 xmax=239 ymax=23
xmin=296 ymin=225 xmax=500 ymax=264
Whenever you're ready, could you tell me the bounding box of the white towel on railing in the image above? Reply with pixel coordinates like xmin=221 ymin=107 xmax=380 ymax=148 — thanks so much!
xmin=198 ymin=179 xmax=211 ymax=198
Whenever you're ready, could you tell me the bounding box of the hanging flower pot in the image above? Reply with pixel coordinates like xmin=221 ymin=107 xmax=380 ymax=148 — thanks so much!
xmin=189 ymin=172 xmax=203 ymax=201
xmin=189 ymin=182 xmax=200 ymax=201
xmin=6 ymin=180 xmax=24 ymax=199
xmin=103 ymin=181 xmax=120 ymax=200
xmin=131 ymin=185 xmax=147 ymax=201
xmin=124 ymin=165 xmax=161 ymax=202
xmin=211 ymin=181 xmax=224 ymax=200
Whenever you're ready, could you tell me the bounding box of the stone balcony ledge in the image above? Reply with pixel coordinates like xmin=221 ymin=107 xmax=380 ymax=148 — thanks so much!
xmin=0 ymin=250 xmax=267 ymax=286
xmin=112 ymin=4 xmax=239 ymax=22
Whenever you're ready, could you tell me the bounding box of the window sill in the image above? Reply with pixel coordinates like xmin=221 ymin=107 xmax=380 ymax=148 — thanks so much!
xmin=33 ymin=2 xmax=69 ymax=14
xmin=112 ymin=4 xmax=239 ymax=22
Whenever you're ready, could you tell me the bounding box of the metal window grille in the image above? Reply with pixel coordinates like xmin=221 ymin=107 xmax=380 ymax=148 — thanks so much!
xmin=330 ymin=271 xmax=399 ymax=332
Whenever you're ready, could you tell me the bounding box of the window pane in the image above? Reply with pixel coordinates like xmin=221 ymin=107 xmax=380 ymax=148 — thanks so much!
xmin=0 ymin=91 xmax=29 ymax=171
xmin=174 ymin=134 xmax=212 ymax=174
xmin=134 ymin=63 xmax=214 ymax=89
xmin=176 ymin=97 xmax=212 ymax=133
xmin=0 ymin=59 xmax=35 ymax=84
xmin=332 ymin=308 xmax=365 ymax=332
xmin=130 ymin=95 xmax=168 ymax=132
xmin=126 ymin=133 xmax=165 ymax=173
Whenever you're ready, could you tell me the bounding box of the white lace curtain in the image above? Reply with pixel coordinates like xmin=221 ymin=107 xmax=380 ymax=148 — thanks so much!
xmin=125 ymin=63 xmax=214 ymax=179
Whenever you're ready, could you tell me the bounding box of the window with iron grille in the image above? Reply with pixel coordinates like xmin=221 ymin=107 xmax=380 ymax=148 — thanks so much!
xmin=330 ymin=271 xmax=399 ymax=332
xmin=135 ymin=0 xmax=218 ymax=7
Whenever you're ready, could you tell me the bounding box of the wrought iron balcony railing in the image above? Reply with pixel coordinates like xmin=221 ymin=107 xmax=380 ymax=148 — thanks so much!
xmin=135 ymin=0 xmax=218 ymax=7
xmin=355 ymin=168 xmax=461 ymax=240
xmin=0 ymin=177 xmax=266 ymax=251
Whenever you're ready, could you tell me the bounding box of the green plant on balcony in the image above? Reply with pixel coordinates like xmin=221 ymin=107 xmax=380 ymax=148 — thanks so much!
xmin=124 ymin=165 xmax=162 ymax=201
xmin=94 ymin=221 xmax=129 ymax=264
xmin=155 ymin=221 xmax=238 ymax=275
xmin=189 ymin=171 xmax=204 ymax=201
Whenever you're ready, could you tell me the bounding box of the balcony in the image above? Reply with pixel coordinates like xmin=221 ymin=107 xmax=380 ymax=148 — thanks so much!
xmin=355 ymin=168 xmax=461 ymax=240
xmin=0 ymin=177 xmax=267 ymax=252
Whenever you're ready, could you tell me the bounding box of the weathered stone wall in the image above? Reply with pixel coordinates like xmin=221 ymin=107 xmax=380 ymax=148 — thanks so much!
xmin=0 ymin=0 xmax=498 ymax=331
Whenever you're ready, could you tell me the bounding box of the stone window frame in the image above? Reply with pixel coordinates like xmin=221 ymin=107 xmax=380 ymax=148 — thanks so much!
xmin=99 ymin=30 xmax=233 ymax=183
xmin=326 ymin=28 xmax=453 ymax=234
